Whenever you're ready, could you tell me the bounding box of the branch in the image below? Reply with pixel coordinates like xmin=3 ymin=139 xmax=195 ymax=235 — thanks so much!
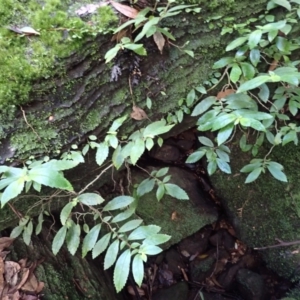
xmin=254 ymin=238 xmax=300 ymax=250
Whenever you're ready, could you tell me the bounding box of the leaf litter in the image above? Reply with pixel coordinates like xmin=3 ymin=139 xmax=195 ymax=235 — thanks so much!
xmin=0 ymin=237 xmax=44 ymax=300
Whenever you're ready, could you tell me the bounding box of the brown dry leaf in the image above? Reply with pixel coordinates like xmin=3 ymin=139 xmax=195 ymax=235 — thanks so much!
xmin=127 ymin=285 xmax=145 ymax=296
xmin=4 ymin=261 xmax=21 ymax=287
xmin=0 ymin=251 xmax=10 ymax=259
xmin=110 ymin=1 xmax=139 ymax=19
xmin=21 ymin=273 xmax=39 ymax=292
xmin=130 ymin=105 xmax=149 ymax=120
xmin=217 ymin=89 xmax=235 ymax=100
xmin=153 ymin=31 xmax=165 ymax=54
xmin=269 ymin=59 xmax=278 ymax=71
xmin=0 ymin=237 xmax=14 ymax=252
xmin=36 ymin=281 xmax=45 ymax=294
xmin=18 ymin=258 xmax=27 ymax=269
xmin=111 ymin=28 xmax=129 ymax=42
xmin=0 ymin=257 xmax=4 ymax=291
xmin=171 ymin=211 xmax=178 ymax=220
xmin=16 ymin=268 xmax=30 ymax=290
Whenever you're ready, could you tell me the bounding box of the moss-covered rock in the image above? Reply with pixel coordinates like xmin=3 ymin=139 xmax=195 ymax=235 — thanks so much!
xmin=210 ymin=137 xmax=300 ymax=281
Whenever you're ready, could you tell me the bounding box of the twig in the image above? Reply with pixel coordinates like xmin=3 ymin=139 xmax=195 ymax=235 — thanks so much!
xmin=254 ymin=238 xmax=300 ymax=250
xmin=78 ymin=164 xmax=113 ymax=194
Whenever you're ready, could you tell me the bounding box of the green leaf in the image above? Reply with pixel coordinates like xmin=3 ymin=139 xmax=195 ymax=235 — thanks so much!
xmin=191 ymin=96 xmax=217 ymax=116
xmin=78 ymin=193 xmax=105 ymax=206
xmin=23 ymin=220 xmax=33 ymax=245
xmin=236 ymin=76 xmax=270 ymax=93
xmin=128 ymin=225 xmax=161 ymax=240
xmin=137 ymin=178 xmax=155 ymax=197
xmin=130 ymin=138 xmax=145 ymax=165
xmin=132 ymin=254 xmax=144 ymax=287
xmin=207 ymin=160 xmax=217 ymax=175
xmin=186 ymin=150 xmax=206 ymax=163
xmin=199 ymin=136 xmax=214 ymax=147
xmin=66 ymin=222 xmax=81 ymax=255
xmin=230 ymin=63 xmax=242 ymax=83
xmin=216 ymin=149 xmax=230 ymax=162
xmin=248 ymin=30 xmax=262 ymax=49
xmin=240 ymin=162 xmax=262 ymax=172
xmin=249 ymin=49 xmax=260 ymax=67
xmin=134 ymin=17 xmax=160 ymax=42
xmin=82 ymin=224 xmax=101 ymax=257
xmin=282 ymin=130 xmax=297 ymax=145
xmin=226 ymin=36 xmax=248 ymax=51
xmin=108 ymin=115 xmax=127 ymax=133
xmin=146 ymin=97 xmax=152 ymax=109
xmin=92 ymin=232 xmax=112 ymax=258
xmin=164 ymin=183 xmax=189 ymax=200
xmin=273 ymin=0 xmax=291 ymax=10
xmin=52 ymin=226 xmax=67 ymax=255
xmin=139 ymin=244 xmax=162 ymax=255
xmin=245 ymin=167 xmax=263 ymax=183
xmin=107 ymin=135 xmax=119 ymax=149
xmin=96 ymin=143 xmax=109 ymax=167
xmin=112 ymin=145 xmax=124 ymax=170
xmin=276 ymin=36 xmax=290 ymax=52
xmin=145 ymin=137 xmax=154 ymax=151
xmin=103 ymin=196 xmax=135 ymax=211
xmin=114 ymin=249 xmax=131 ymax=293
xmin=10 ymin=225 xmax=24 ymax=238
xmin=186 ymin=89 xmax=196 ymax=107
xmin=1 ymin=178 xmax=25 ymax=207
xmin=143 ymin=234 xmax=171 ymax=246
xmin=143 ymin=120 xmax=174 ymax=138
xmin=118 ymin=219 xmax=143 ymax=233
xmin=213 ymin=57 xmax=234 ymax=69
xmin=156 ymin=183 xmax=165 ymax=201
xmin=267 ymin=164 xmax=288 ymax=182
xmin=156 ymin=167 xmax=169 ymax=177
xmin=35 ymin=212 xmax=44 ymax=235
xmin=104 ymin=239 xmax=120 ymax=270
xmin=217 ymin=124 xmax=234 ymax=145
xmin=60 ymin=202 xmax=75 ymax=226
xmin=112 ymin=206 xmax=136 ymax=223
xmin=216 ymin=158 xmax=231 ymax=174
xmin=258 ymin=84 xmax=270 ymax=102
xmin=212 ymin=114 xmax=237 ymax=131
xmin=105 ymin=45 xmax=120 ymax=63
xmin=249 ymin=119 xmax=266 ymax=131
xmin=240 ymin=62 xmax=255 ymax=80
xmin=195 ymin=86 xmax=207 ymax=94
xmin=28 ymin=168 xmax=73 ymax=191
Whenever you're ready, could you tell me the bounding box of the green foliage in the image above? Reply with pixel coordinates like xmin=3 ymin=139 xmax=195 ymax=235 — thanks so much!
xmin=184 ymin=0 xmax=300 ymax=183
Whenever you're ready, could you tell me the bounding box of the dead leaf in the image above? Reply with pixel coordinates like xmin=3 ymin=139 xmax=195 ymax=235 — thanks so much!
xmin=111 ymin=28 xmax=129 ymax=42
xmin=269 ymin=59 xmax=278 ymax=71
xmin=21 ymin=273 xmax=39 ymax=292
xmin=0 ymin=257 xmax=4 ymax=290
xmin=127 ymin=285 xmax=145 ymax=296
xmin=153 ymin=31 xmax=165 ymax=54
xmin=217 ymin=89 xmax=235 ymax=100
xmin=19 ymin=26 xmax=40 ymax=36
xmin=110 ymin=1 xmax=139 ymax=19
xmin=4 ymin=261 xmax=21 ymax=287
xmin=130 ymin=105 xmax=149 ymax=120
xmin=0 ymin=237 xmax=14 ymax=252
xmin=16 ymin=268 xmax=30 ymax=290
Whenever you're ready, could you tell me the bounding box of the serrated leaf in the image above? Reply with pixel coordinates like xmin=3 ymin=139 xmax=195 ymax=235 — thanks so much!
xmin=226 ymin=36 xmax=248 ymax=51
xmin=245 ymin=167 xmax=263 ymax=183
xmin=66 ymin=222 xmax=81 ymax=255
xmin=217 ymin=124 xmax=234 ymax=145
xmin=112 ymin=206 xmax=136 ymax=223
xmin=114 ymin=249 xmax=131 ymax=293
xmin=103 ymin=196 xmax=135 ymax=211
xmin=78 ymin=193 xmax=105 ymax=206
xmin=207 ymin=161 xmax=217 ymax=175
xmin=132 ymin=254 xmax=144 ymax=287
xmin=128 ymin=225 xmax=161 ymax=240
xmin=139 ymin=244 xmax=162 ymax=255
xmin=23 ymin=221 xmax=33 ymax=245
xmin=156 ymin=183 xmax=165 ymax=201
xmin=164 ymin=183 xmax=189 ymax=200
xmin=28 ymin=168 xmax=73 ymax=191
xmin=96 ymin=143 xmax=109 ymax=167
xmin=137 ymin=178 xmax=155 ymax=197
xmin=60 ymin=202 xmax=74 ymax=226
xmin=199 ymin=136 xmax=214 ymax=147
xmin=92 ymin=232 xmax=112 ymax=258
xmin=1 ymin=178 xmax=25 ymax=207
xmin=130 ymin=138 xmax=145 ymax=165
xmin=216 ymin=158 xmax=231 ymax=174
xmin=191 ymin=96 xmax=216 ymax=116
xmin=156 ymin=167 xmax=169 ymax=177
xmin=52 ymin=226 xmax=67 ymax=255
xmin=118 ymin=219 xmax=143 ymax=233
xmin=267 ymin=165 xmax=288 ymax=182
xmin=10 ymin=225 xmax=24 ymax=238
xmin=104 ymin=239 xmax=120 ymax=270
xmin=143 ymin=120 xmax=174 ymax=138
xmin=186 ymin=150 xmax=206 ymax=163
xmin=143 ymin=234 xmax=171 ymax=246
xmin=82 ymin=224 xmax=101 ymax=257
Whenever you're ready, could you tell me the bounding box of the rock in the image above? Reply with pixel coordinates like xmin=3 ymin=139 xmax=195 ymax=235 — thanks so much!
xmin=235 ymin=269 xmax=266 ymax=300
xmin=164 ymin=248 xmax=187 ymax=278
xmin=209 ymin=229 xmax=235 ymax=251
xmin=152 ymin=281 xmax=189 ymax=300
xmin=132 ymin=166 xmax=218 ymax=248
xmin=149 ymin=144 xmax=181 ymax=162
xmin=209 ymin=138 xmax=300 ymax=281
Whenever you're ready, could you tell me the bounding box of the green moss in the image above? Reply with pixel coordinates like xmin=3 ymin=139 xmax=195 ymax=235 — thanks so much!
xmin=0 ymin=0 xmax=117 ymax=106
